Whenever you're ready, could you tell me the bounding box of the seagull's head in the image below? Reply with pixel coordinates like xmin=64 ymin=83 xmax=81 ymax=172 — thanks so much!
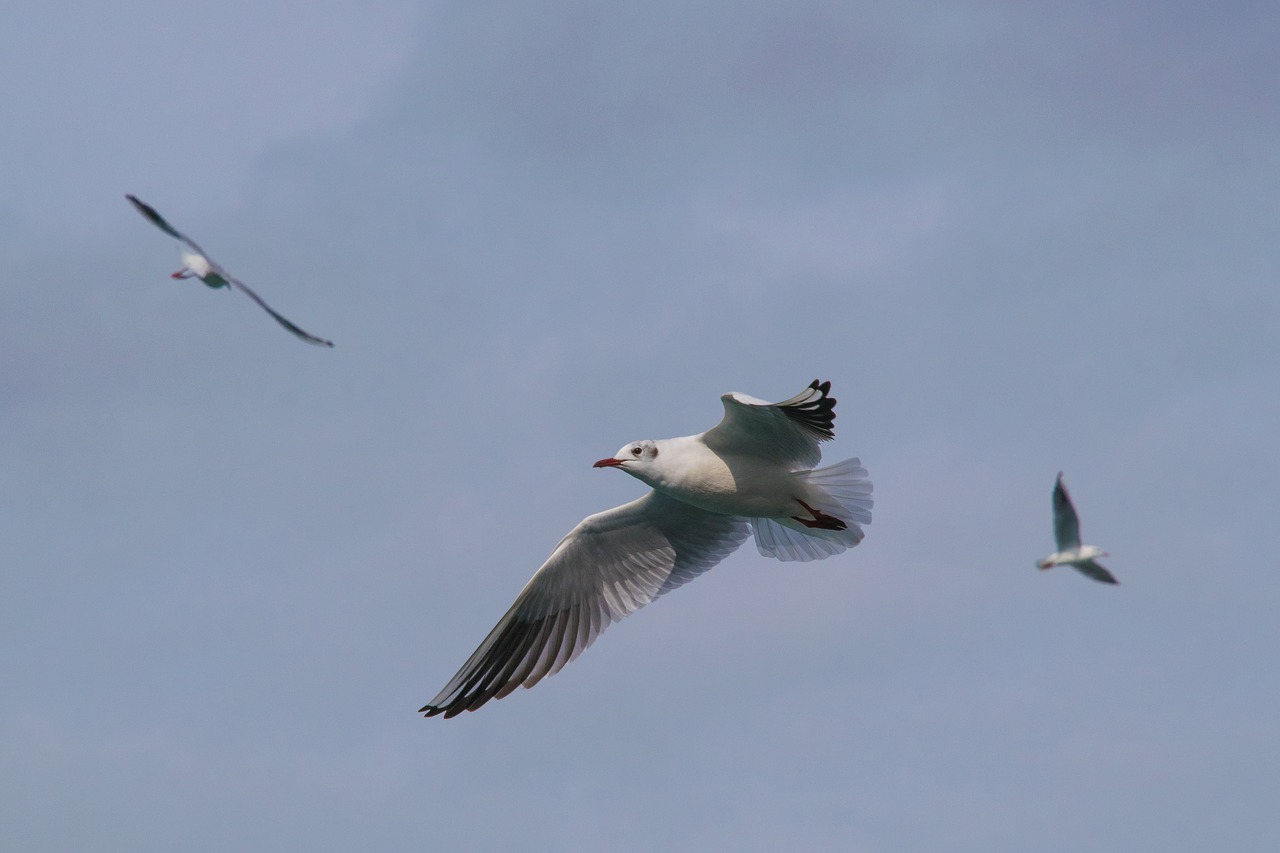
xmin=594 ymin=440 xmax=660 ymax=481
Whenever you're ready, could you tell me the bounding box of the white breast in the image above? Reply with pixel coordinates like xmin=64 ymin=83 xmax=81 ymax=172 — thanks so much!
xmin=649 ymin=436 xmax=800 ymax=518
xmin=181 ymin=250 xmax=213 ymax=277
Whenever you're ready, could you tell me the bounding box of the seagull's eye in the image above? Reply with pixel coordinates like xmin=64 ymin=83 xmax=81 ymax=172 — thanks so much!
xmin=631 ymin=446 xmax=642 ymax=456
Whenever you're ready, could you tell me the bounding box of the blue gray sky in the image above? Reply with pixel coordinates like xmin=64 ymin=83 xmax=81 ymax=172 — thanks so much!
xmin=3 ymin=1 xmax=1279 ymax=850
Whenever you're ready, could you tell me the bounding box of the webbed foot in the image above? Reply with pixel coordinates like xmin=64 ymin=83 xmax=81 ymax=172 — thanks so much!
xmin=791 ymin=499 xmax=847 ymax=531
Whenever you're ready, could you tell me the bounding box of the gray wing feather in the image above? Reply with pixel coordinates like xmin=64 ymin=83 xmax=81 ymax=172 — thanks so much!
xmin=420 ymin=491 xmax=750 ymax=718
xmin=1074 ymin=559 xmax=1118 ymax=585
xmin=226 ymin=276 xmax=335 ymax=347
xmin=125 ymin=194 xmax=209 ymax=257
xmin=1052 ymin=473 xmax=1082 ymax=551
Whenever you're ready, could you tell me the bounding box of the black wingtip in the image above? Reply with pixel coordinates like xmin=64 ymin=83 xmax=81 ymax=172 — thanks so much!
xmin=125 ymin=193 xmax=171 ymax=232
xmin=778 ymin=379 xmax=837 ymax=440
xmin=290 ymin=329 xmax=336 ymax=348
xmin=817 ymin=380 xmax=834 ymax=415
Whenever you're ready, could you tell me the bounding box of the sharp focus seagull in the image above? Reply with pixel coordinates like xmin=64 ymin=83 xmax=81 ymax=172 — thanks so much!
xmin=421 ymin=379 xmax=873 ymax=717
xmin=1037 ymin=472 xmax=1117 ymax=585
xmin=126 ymin=195 xmax=334 ymax=347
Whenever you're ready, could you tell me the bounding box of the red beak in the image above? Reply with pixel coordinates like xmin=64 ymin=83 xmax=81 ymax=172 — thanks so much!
xmin=593 ymin=457 xmax=623 ymax=468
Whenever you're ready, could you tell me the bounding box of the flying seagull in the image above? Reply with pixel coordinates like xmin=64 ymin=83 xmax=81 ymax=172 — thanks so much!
xmin=126 ymin=194 xmax=334 ymax=347
xmin=1037 ymin=472 xmax=1117 ymax=585
xmin=421 ymin=380 xmax=873 ymax=717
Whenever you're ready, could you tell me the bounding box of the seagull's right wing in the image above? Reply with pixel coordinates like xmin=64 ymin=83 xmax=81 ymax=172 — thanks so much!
xmin=702 ymin=379 xmax=837 ymax=469
xmin=1052 ymin=472 xmax=1082 ymax=551
xmin=125 ymin=194 xmax=209 ymax=257
xmin=1074 ymin=559 xmax=1118 ymax=585
xmin=226 ymin=276 xmax=335 ymax=348
xmin=420 ymin=491 xmax=750 ymax=718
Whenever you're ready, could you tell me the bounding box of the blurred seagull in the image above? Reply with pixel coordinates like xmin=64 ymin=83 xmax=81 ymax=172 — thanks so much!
xmin=126 ymin=194 xmax=334 ymax=347
xmin=421 ymin=380 xmax=873 ymax=717
xmin=1037 ymin=472 xmax=1117 ymax=585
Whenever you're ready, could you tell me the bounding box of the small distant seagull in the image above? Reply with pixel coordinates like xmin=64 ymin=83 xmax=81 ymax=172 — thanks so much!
xmin=126 ymin=194 xmax=334 ymax=347
xmin=421 ymin=380 xmax=873 ymax=717
xmin=1037 ymin=472 xmax=1117 ymax=585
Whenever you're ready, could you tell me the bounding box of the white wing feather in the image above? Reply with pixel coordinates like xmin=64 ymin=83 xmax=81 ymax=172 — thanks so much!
xmin=420 ymin=491 xmax=750 ymax=717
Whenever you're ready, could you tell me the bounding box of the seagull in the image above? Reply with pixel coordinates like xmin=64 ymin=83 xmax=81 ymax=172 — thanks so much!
xmin=421 ymin=379 xmax=873 ymax=717
xmin=125 ymin=194 xmax=334 ymax=347
xmin=1037 ymin=472 xmax=1117 ymax=585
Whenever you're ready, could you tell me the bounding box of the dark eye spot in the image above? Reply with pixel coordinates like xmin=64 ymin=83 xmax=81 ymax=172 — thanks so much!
xmin=632 ymin=446 xmax=642 ymax=455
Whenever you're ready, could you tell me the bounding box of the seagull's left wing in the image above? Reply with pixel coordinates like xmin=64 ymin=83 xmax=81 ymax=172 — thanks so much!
xmin=1052 ymin=472 xmax=1082 ymax=551
xmin=125 ymin=194 xmax=209 ymax=257
xmin=420 ymin=491 xmax=751 ymax=718
xmin=702 ymin=379 xmax=836 ymax=469
xmin=226 ymin=276 xmax=334 ymax=348
xmin=1074 ymin=559 xmax=1118 ymax=585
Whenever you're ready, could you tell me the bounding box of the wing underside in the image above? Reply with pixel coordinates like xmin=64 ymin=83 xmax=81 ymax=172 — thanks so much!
xmin=1052 ymin=473 xmax=1082 ymax=551
xmin=420 ymin=492 xmax=750 ymax=717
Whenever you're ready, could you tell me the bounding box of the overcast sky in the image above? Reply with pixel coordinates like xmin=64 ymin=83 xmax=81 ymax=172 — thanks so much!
xmin=3 ymin=1 xmax=1279 ymax=850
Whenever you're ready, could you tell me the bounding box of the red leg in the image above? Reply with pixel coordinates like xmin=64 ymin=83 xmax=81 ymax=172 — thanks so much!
xmin=791 ymin=499 xmax=847 ymax=531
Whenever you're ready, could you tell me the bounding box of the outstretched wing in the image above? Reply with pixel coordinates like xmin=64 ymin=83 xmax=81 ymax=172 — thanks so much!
xmin=226 ymin=276 xmax=335 ymax=348
xmin=702 ymin=379 xmax=836 ymax=469
xmin=421 ymin=491 xmax=751 ymax=718
xmin=125 ymin=194 xmax=209 ymax=257
xmin=1052 ymin=472 xmax=1082 ymax=551
xmin=1073 ymin=559 xmax=1118 ymax=585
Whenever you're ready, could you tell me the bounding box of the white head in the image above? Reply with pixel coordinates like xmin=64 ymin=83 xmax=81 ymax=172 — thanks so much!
xmin=593 ymin=440 xmax=662 ymax=484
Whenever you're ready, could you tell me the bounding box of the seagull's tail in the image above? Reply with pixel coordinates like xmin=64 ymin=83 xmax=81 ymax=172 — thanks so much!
xmin=751 ymin=457 xmax=874 ymax=563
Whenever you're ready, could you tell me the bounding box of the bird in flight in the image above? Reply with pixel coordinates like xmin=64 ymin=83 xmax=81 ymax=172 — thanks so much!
xmin=421 ymin=380 xmax=873 ymax=717
xmin=1036 ymin=472 xmax=1117 ymax=585
xmin=126 ymin=194 xmax=334 ymax=347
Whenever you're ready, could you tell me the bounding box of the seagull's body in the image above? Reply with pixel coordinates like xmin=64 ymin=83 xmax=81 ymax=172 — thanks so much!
xmin=612 ymin=433 xmax=819 ymax=517
xmin=421 ymin=380 xmax=873 ymax=717
xmin=1037 ymin=472 xmax=1117 ymax=585
xmin=126 ymin=194 xmax=334 ymax=347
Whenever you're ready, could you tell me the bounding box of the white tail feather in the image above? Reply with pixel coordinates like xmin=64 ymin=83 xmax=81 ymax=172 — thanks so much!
xmin=751 ymin=457 xmax=873 ymax=563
